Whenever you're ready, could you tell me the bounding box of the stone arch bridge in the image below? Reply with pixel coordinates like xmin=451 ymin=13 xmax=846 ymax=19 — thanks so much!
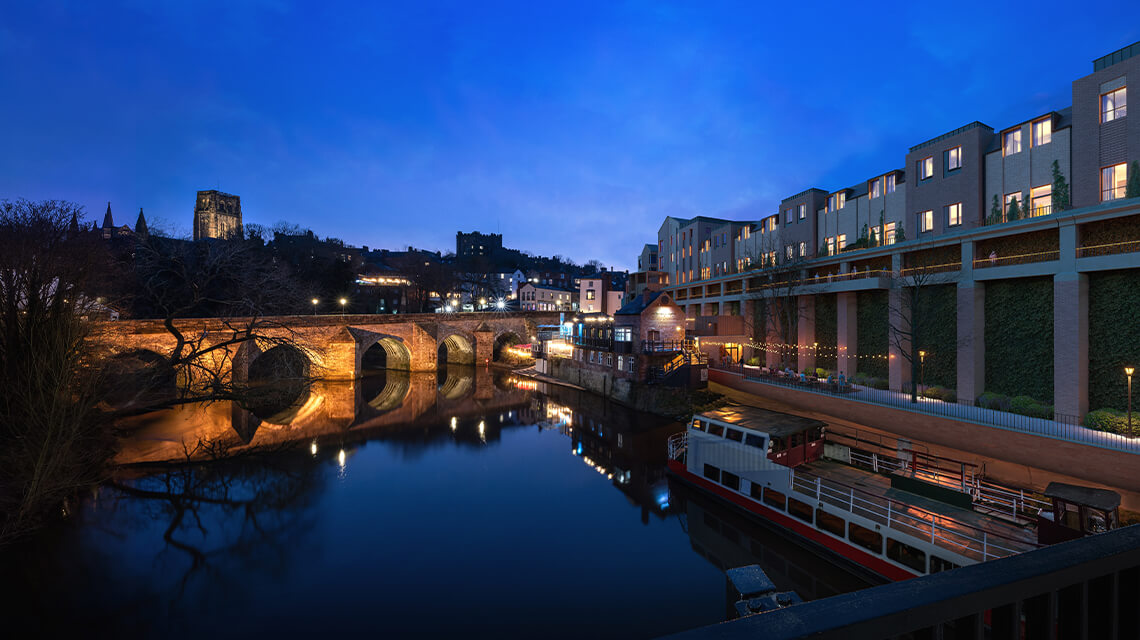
xmin=91 ymin=312 xmax=561 ymax=381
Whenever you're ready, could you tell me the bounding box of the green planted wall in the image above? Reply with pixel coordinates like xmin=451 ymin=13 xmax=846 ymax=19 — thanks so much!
xmin=1089 ymin=269 xmax=1140 ymax=412
xmin=984 ymin=277 xmax=1054 ymax=403
xmin=857 ymin=290 xmax=888 ymax=379
xmin=814 ymin=293 xmax=837 ymax=371
xmin=913 ymin=284 xmax=957 ymax=389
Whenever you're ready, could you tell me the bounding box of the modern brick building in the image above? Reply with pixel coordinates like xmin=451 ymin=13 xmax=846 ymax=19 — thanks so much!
xmin=644 ymin=40 xmax=1140 ymax=422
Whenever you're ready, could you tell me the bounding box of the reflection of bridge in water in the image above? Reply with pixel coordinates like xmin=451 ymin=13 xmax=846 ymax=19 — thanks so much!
xmin=117 ymin=365 xmax=536 ymax=464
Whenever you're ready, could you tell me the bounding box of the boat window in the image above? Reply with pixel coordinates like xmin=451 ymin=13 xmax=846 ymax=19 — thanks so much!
xmin=787 ymin=498 xmax=813 ymax=523
xmin=726 ymin=429 xmax=744 ymax=442
xmin=750 ymin=483 xmax=764 ymax=501
xmin=1086 ymin=509 xmax=1109 ymax=534
xmin=708 ymin=424 xmax=725 ymax=437
xmin=929 ymin=556 xmax=959 ymax=574
xmin=691 ymin=419 xmax=705 ymax=432
xmin=815 ymin=509 xmax=846 ymax=537
xmin=848 ymin=523 xmax=883 ymax=554
xmin=1059 ymin=501 xmax=1080 ymax=529
xmin=763 ymin=488 xmax=787 ymax=510
xmin=769 ymin=437 xmax=786 ymax=453
xmin=791 ymin=432 xmax=803 ymax=447
xmin=744 ymin=433 xmax=766 ymax=449
xmin=887 ymin=539 xmax=927 ymax=573
xmin=721 ymin=471 xmax=741 ymax=492
xmin=703 ymin=464 xmax=720 ymax=482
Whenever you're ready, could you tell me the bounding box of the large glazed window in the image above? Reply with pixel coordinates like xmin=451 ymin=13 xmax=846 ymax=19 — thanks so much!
xmin=1101 ymin=163 xmax=1128 ymax=202
xmin=1003 ymin=129 xmax=1021 ymax=156
xmin=1102 ymin=87 xmax=1127 ymax=122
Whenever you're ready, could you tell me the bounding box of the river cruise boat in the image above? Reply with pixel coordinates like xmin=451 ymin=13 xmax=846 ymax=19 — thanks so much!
xmin=666 ymin=405 xmax=1121 ymax=581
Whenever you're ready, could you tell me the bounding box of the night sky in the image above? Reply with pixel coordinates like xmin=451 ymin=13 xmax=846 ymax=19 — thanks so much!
xmin=3 ymin=2 xmax=1139 ymax=269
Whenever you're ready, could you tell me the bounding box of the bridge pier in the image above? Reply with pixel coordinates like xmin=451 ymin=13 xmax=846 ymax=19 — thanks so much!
xmin=475 ymin=329 xmax=493 ymax=366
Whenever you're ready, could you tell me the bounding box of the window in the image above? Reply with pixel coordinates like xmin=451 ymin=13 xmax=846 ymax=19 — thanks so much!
xmin=946 ymin=202 xmax=962 ymax=227
xmin=798 ymin=204 xmax=806 ymax=219
xmin=918 ymin=210 xmax=933 ymax=233
xmin=918 ymin=156 xmax=934 ymax=180
xmin=848 ymin=522 xmax=883 ymax=554
xmin=707 ymin=424 xmax=724 ymax=437
xmin=885 ymin=173 xmax=896 ymax=193
xmin=787 ymin=498 xmax=813 ymax=523
xmin=869 ymin=178 xmax=881 ymax=199
xmin=815 ymin=509 xmax=845 ymax=537
xmin=762 ymin=488 xmax=786 ymax=510
xmin=721 ymin=471 xmax=740 ymax=491
xmin=725 ymin=429 xmax=744 ymax=442
xmin=614 ymin=327 xmax=631 ymax=341
xmin=798 ymin=241 xmax=806 ymax=257
xmin=1102 ymin=86 xmax=1127 ymax=123
xmin=1004 ymin=191 xmax=1022 ymax=215
xmin=586 ymin=289 xmax=596 ymax=300
xmin=828 ymin=192 xmax=846 ymax=211
xmin=785 ymin=245 xmax=794 ymax=261
xmin=887 ymin=539 xmax=927 ymax=573
xmin=1030 ymin=185 xmax=1052 ymax=216
xmin=784 ymin=208 xmax=793 ymax=224
xmin=1102 ymin=163 xmax=1128 ymax=201
xmin=744 ymin=433 xmax=765 ymax=449
xmin=837 ymin=234 xmax=847 ymax=250
xmin=703 ymin=464 xmax=720 ymax=482
xmin=884 ymin=222 xmax=897 ymax=245
xmin=826 ymin=236 xmax=835 ymax=256
xmin=1003 ymin=129 xmax=1021 ymax=155
xmin=616 ymin=355 xmax=623 ymax=371
xmin=929 ymin=556 xmax=959 ymax=574
xmin=1032 ymin=118 xmax=1052 ymax=146
xmin=750 ymin=483 xmax=764 ymax=501
xmin=946 ymin=146 xmax=962 ymax=171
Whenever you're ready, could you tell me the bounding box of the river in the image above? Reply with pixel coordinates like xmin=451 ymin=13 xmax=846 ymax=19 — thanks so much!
xmin=4 ymin=367 xmax=873 ymax=638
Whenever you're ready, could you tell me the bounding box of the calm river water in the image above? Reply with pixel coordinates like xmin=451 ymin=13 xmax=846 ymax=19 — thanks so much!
xmin=5 ymin=367 xmax=872 ymax=638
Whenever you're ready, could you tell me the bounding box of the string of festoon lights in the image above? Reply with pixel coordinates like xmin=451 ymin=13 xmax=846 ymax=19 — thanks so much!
xmin=695 ymin=337 xmax=899 ymax=360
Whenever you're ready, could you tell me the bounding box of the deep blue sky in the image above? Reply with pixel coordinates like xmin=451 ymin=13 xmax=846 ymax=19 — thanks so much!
xmin=3 ymin=2 xmax=1139 ymax=269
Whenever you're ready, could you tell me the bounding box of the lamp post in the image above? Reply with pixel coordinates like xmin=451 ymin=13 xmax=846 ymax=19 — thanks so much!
xmin=311 ymin=298 xmax=319 ymax=315
xmin=1126 ymin=366 xmax=1135 ymax=437
xmin=919 ymin=350 xmax=926 ymax=397
xmin=339 ymin=297 xmax=347 ymax=316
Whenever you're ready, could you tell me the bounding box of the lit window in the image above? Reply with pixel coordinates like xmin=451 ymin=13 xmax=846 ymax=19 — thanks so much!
xmin=1101 ymin=163 xmax=1128 ymax=201
xmin=919 ymin=210 xmax=934 ymax=233
xmin=1003 ymin=130 xmax=1021 ymax=155
xmin=884 ymin=222 xmax=897 ymax=245
xmin=947 ymin=202 xmax=962 ymax=226
xmin=836 ymin=192 xmax=846 ymax=210
xmin=826 ymin=237 xmax=835 ymax=255
xmin=946 ymin=146 xmax=962 ymax=171
xmin=837 ymin=234 xmax=847 ymax=250
xmin=798 ymin=241 xmax=806 ymax=257
xmin=1004 ymin=192 xmax=1022 ymax=215
xmin=1032 ymin=118 xmax=1052 ymax=146
xmin=1102 ymin=87 xmax=1127 ymax=123
xmin=869 ymin=178 xmax=881 ymax=199
xmin=919 ymin=157 xmax=933 ymax=180
xmin=785 ymin=208 xmax=793 ymax=224
xmin=1030 ymin=185 xmax=1052 ymax=216
xmin=586 ymin=290 xmax=596 ymax=300
xmin=785 ymin=245 xmax=793 ymax=260
xmin=798 ymin=204 xmax=806 ymax=220
xmin=886 ymin=174 xmax=896 ymax=193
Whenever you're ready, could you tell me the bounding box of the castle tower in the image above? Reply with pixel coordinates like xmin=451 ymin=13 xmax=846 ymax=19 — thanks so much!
xmin=135 ymin=207 xmax=149 ymax=238
xmin=192 ymin=190 xmax=243 ymax=241
xmin=102 ymin=202 xmax=114 ymax=239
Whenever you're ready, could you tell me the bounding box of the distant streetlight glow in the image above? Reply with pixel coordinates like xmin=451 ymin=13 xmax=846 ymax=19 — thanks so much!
xmin=496 ymin=299 xmax=505 ymax=310
xmin=311 ymin=298 xmax=319 ymax=315
xmin=1127 ymin=366 xmax=1135 ymax=436
xmin=339 ymin=297 xmax=347 ymax=316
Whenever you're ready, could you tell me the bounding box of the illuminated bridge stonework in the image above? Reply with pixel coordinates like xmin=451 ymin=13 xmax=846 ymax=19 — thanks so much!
xmin=90 ymin=312 xmax=560 ymax=381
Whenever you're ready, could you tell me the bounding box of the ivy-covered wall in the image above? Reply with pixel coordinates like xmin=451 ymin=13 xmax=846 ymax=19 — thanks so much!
xmin=814 ymin=293 xmax=837 ymax=370
xmin=913 ymin=284 xmax=958 ymax=389
xmin=984 ymin=277 xmax=1054 ymax=403
xmin=1089 ymin=269 xmax=1140 ymax=412
xmin=857 ymin=290 xmax=888 ymax=379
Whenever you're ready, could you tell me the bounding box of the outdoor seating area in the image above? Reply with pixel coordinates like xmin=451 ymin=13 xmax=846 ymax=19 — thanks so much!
xmin=742 ymin=364 xmax=857 ymax=395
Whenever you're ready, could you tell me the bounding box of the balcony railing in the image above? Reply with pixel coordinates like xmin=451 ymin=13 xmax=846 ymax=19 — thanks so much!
xmin=899 ymin=261 xmax=961 ymax=277
xmin=1077 ymin=238 xmax=1140 ymax=258
xmin=642 ymin=340 xmax=687 ymax=353
xmin=571 ymin=336 xmax=612 ymax=350
xmin=973 ymin=249 xmax=1060 ymax=269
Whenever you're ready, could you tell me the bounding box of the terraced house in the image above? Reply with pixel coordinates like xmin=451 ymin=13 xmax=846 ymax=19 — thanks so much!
xmin=649 ymin=40 xmax=1140 ymax=425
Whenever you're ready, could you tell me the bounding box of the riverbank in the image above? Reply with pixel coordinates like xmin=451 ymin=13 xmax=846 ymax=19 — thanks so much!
xmin=517 ymin=364 xmax=724 ymax=420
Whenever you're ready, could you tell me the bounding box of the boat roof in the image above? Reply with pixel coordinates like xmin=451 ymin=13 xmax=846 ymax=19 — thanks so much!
xmin=1044 ymin=482 xmax=1121 ymax=511
xmin=697 ymin=404 xmax=827 ymax=438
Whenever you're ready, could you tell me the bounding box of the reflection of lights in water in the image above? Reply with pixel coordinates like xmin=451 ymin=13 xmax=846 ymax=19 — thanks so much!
xmin=477 ymin=421 xmax=485 ymax=435
xmin=544 ymin=401 xmax=573 ymax=426
xmin=574 ymin=442 xmax=583 ymax=456
xmin=338 ymin=449 xmax=346 ymax=467
xmin=310 ymin=441 xmax=318 ymax=456
xmin=450 ymin=416 xmax=457 ymax=432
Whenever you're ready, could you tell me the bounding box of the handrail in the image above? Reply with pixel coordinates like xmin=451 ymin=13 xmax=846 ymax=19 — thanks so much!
xmin=972 ymin=249 xmax=1059 ymax=269
xmin=1076 ymin=238 xmax=1140 ymax=258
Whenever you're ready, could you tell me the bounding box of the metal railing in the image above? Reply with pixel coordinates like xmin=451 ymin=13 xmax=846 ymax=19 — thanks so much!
xmin=642 ymin=340 xmax=687 ymax=353
xmin=713 ymin=364 xmax=1140 ymax=453
xmin=1077 ymin=238 xmax=1140 ymax=258
xmin=571 ymin=336 xmax=612 ymax=350
xmin=973 ymin=248 xmax=1060 ymax=268
xmin=789 ymin=468 xmax=1036 ymax=563
xmin=899 ymin=261 xmax=961 ymax=276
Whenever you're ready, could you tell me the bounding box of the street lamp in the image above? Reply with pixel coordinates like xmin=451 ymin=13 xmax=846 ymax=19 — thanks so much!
xmin=311 ymin=298 xmax=319 ymax=315
xmin=1126 ymin=366 xmax=1135 ymax=437
xmin=339 ymin=297 xmax=347 ymax=316
xmin=918 ymin=350 xmax=927 ymax=396
xmin=496 ymin=299 xmax=505 ymax=310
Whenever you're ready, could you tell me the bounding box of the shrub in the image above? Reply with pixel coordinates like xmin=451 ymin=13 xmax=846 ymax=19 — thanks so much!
xmin=745 ymin=356 xmax=761 ymax=366
xmin=1084 ymin=408 xmax=1136 ymax=435
xmin=976 ymin=391 xmax=1012 ymax=411
xmin=815 ymin=367 xmax=829 ymax=378
xmin=921 ymin=386 xmax=957 ymax=403
xmin=870 ymin=377 xmax=889 ymax=390
xmin=1009 ymin=395 xmax=1053 ymax=419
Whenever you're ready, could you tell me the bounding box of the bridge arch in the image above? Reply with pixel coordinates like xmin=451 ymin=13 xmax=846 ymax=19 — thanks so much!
xmin=246 ymin=344 xmax=312 ymax=421
xmin=360 ymin=335 xmax=413 ymax=371
xmin=99 ymin=348 xmax=176 ymax=407
xmin=437 ymin=332 xmax=475 ymax=365
xmin=363 ymin=369 xmax=412 ymax=412
xmin=492 ymin=330 xmax=526 ymax=362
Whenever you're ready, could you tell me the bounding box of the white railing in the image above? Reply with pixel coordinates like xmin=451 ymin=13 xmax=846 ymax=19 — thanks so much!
xmin=789 ymin=468 xmax=1036 ymax=563
xmin=972 ymin=480 xmax=1051 ymax=521
xmin=667 ymin=432 xmax=688 ymax=461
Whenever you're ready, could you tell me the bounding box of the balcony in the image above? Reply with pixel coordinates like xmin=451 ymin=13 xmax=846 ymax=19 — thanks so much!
xmin=643 ymin=340 xmax=686 ymax=354
xmin=973 ymin=249 xmax=1060 ymax=269
xmin=571 ymin=336 xmax=612 ymax=350
xmin=1077 ymin=238 xmax=1140 ymax=258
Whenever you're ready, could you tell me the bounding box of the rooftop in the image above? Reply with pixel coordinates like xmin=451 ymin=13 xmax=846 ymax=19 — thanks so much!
xmin=698 ymin=404 xmax=826 ymax=438
xmin=1093 ymin=39 xmax=1140 ymax=72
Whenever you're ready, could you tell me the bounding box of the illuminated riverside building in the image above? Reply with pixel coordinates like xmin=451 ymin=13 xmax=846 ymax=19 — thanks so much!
xmin=644 ymin=40 xmax=1140 ymax=422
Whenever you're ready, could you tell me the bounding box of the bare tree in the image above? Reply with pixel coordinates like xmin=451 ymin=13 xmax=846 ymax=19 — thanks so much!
xmin=738 ymin=233 xmax=817 ymax=370
xmin=887 ymin=244 xmax=960 ymax=402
